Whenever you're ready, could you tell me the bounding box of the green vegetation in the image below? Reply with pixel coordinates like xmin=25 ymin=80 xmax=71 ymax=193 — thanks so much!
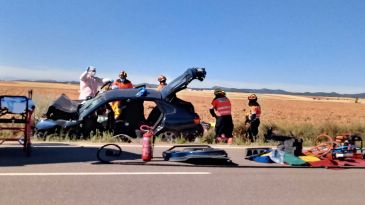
xmin=2 ymin=95 xmax=365 ymax=146
xmin=2 ymin=120 xmax=365 ymax=146
xmin=252 ymin=121 xmax=365 ymax=146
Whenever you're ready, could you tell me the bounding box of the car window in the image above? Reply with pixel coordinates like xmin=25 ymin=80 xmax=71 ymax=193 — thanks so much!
xmin=144 ymin=101 xmax=162 ymax=126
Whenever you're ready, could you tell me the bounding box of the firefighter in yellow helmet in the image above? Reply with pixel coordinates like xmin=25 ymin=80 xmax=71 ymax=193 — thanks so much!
xmin=157 ymin=75 xmax=167 ymax=91
xmin=210 ymin=88 xmax=234 ymax=144
xmin=246 ymin=94 xmax=262 ymax=142
xmin=112 ymin=70 xmax=133 ymax=89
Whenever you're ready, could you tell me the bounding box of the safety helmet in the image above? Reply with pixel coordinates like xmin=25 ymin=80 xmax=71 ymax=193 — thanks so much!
xmin=248 ymin=94 xmax=258 ymax=101
xmin=158 ymin=75 xmax=167 ymax=82
xmin=214 ymin=88 xmax=226 ymax=96
xmin=119 ymin=70 xmax=127 ymax=79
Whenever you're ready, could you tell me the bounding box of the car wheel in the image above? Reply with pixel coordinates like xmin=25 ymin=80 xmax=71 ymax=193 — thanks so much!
xmin=34 ymin=130 xmax=48 ymax=141
xmin=112 ymin=134 xmax=134 ymax=143
xmin=182 ymin=126 xmax=204 ymax=142
xmin=161 ymin=131 xmax=179 ymax=143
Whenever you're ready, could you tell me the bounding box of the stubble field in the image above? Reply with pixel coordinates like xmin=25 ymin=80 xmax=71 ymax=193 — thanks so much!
xmin=1 ymin=81 xmax=365 ymax=143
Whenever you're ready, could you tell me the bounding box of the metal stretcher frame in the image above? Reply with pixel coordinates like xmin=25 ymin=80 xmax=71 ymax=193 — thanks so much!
xmin=0 ymin=90 xmax=34 ymax=156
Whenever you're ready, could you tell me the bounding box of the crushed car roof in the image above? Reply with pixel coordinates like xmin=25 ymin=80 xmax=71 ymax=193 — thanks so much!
xmin=78 ymin=88 xmax=162 ymax=120
xmin=79 ymin=68 xmax=206 ymax=120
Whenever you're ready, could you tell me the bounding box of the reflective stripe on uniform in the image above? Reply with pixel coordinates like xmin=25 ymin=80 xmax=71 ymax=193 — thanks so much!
xmin=250 ymin=106 xmax=261 ymax=118
xmin=212 ymin=97 xmax=232 ymax=116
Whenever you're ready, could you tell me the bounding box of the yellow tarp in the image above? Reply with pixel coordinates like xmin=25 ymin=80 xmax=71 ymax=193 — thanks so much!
xmin=299 ymin=155 xmax=321 ymax=162
xmin=261 ymin=152 xmax=271 ymax=156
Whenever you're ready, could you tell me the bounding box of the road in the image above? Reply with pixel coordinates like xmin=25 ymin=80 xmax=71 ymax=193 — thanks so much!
xmin=0 ymin=142 xmax=364 ymax=205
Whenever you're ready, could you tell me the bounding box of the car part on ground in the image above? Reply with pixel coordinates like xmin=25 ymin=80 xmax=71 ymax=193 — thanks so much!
xmin=97 ymin=144 xmax=122 ymax=163
xmin=248 ymin=132 xmax=365 ymax=168
xmin=162 ymin=145 xmax=232 ymax=165
xmin=264 ymin=127 xmax=303 ymax=157
xmin=244 ymin=147 xmax=272 ymax=159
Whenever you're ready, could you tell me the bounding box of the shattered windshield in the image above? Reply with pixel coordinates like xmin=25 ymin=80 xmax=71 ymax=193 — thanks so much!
xmin=78 ymin=94 xmax=105 ymax=114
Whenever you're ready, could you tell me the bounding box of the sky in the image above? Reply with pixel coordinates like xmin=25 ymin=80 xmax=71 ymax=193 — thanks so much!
xmin=1 ymin=0 xmax=365 ymax=93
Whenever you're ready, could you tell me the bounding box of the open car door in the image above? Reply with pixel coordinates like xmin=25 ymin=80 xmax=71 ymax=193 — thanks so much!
xmin=160 ymin=68 xmax=206 ymax=100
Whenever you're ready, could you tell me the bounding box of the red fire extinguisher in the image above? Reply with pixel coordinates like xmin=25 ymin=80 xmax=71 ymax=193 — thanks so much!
xmin=141 ymin=125 xmax=153 ymax=161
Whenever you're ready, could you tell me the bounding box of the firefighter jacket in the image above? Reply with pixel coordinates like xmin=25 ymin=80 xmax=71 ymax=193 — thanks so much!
xmin=110 ymin=79 xmax=133 ymax=119
xmin=112 ymin=79 xmax=133 ymax=89
xmin=157 ymin=83 xmax=166 ymax=91
xmin=211 ymin=97 xmax=232 ymax=116
xmin=249 ymin=105 xmax=261 ymax=121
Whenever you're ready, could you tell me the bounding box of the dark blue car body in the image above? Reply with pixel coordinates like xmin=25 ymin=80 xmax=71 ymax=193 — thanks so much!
xmin=35 ymin=68 xmax=206 ymax=140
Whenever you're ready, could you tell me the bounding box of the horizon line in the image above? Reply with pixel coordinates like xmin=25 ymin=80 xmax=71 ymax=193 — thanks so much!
xmin=1 ymin=78 xmax=364 ymax=96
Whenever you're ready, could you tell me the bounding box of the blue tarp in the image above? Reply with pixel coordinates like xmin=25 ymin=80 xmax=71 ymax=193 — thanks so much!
xmin=0 ymin=97 xmax=35 ymax=114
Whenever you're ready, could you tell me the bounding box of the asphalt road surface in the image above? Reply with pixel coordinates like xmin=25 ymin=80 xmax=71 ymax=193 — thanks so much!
xmin=0 ymin=142 xmax=364 ymax=205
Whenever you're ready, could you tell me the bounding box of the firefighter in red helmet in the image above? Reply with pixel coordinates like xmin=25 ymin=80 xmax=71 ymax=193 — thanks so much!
xmin=157 ymin=75 xmax=167 ymax=91
xmin=246 ymin=94 xmax=261 ymax=142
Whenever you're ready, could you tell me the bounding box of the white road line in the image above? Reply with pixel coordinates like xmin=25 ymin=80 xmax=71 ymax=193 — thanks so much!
xmin=0 ymin=172 xmax=211 ymax=176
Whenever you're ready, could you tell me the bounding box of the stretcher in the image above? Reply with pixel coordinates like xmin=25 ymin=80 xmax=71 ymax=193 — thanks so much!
xmin=0 ymin=90 xmax=35 ymax=156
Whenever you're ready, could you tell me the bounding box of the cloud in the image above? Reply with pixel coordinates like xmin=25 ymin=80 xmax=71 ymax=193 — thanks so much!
xmin=0 ymin=65 xmax=81 ymax=81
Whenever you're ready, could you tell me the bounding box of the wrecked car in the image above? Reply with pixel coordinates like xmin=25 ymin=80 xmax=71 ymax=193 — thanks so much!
xmin=35 ymin=68 xmax=207 ymax=141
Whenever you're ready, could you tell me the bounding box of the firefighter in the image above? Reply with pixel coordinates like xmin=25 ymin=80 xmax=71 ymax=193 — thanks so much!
xmin=112 ymin=70 xmax=133 ymax=89
xmin=157 ymin=75 xmax=167 ymax=91
xmin=246 ymin=94 xmax=261 ymax=142
xmin=111 ymin=70 xmax=133 ymax=119
xmin=209 ymin=88 xmax=234 ymax=144
xmin=79 ymin=66 xmax=109 ymax=100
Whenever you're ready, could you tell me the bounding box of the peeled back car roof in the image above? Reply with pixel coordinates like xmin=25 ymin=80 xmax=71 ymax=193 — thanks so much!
xmin=102 ymin=88 xmax=162 ymax=100
xmin=78 ymin=88 xmax=162 ymax=120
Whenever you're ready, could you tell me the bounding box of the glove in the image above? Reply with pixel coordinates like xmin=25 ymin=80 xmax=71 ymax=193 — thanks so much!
xmin=250 ymin=113 xmax=257 ymax=121
xmin=102 ymin=78 xmax=112 ymax=83
xmin=209 ymin=108 xmax=217 ymax=118
xmin=87 ymin=66 xmax=96 ymax=72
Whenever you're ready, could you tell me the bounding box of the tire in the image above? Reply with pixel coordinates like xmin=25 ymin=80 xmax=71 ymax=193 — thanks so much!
xmin=34 ymin=130 xmax=48 ymax=140
xmin=113 ymin=134 xmax=134 ymax=143
xmin=97 ymin=144 xmax=122 ymax=163
xmin=182 ymin=126 xmax=204 ymax=142
xmin=161 ymin=131 xmax=179 ymax=143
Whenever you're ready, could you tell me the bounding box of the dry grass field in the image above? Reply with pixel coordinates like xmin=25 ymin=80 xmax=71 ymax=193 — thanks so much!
xmin=179 ymin=90 xmax=365 ymax=126
xmin=0 ymin=81 xmax=80 ymax=99
xmin=2 ymin=81 xmax=365 ymax=143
